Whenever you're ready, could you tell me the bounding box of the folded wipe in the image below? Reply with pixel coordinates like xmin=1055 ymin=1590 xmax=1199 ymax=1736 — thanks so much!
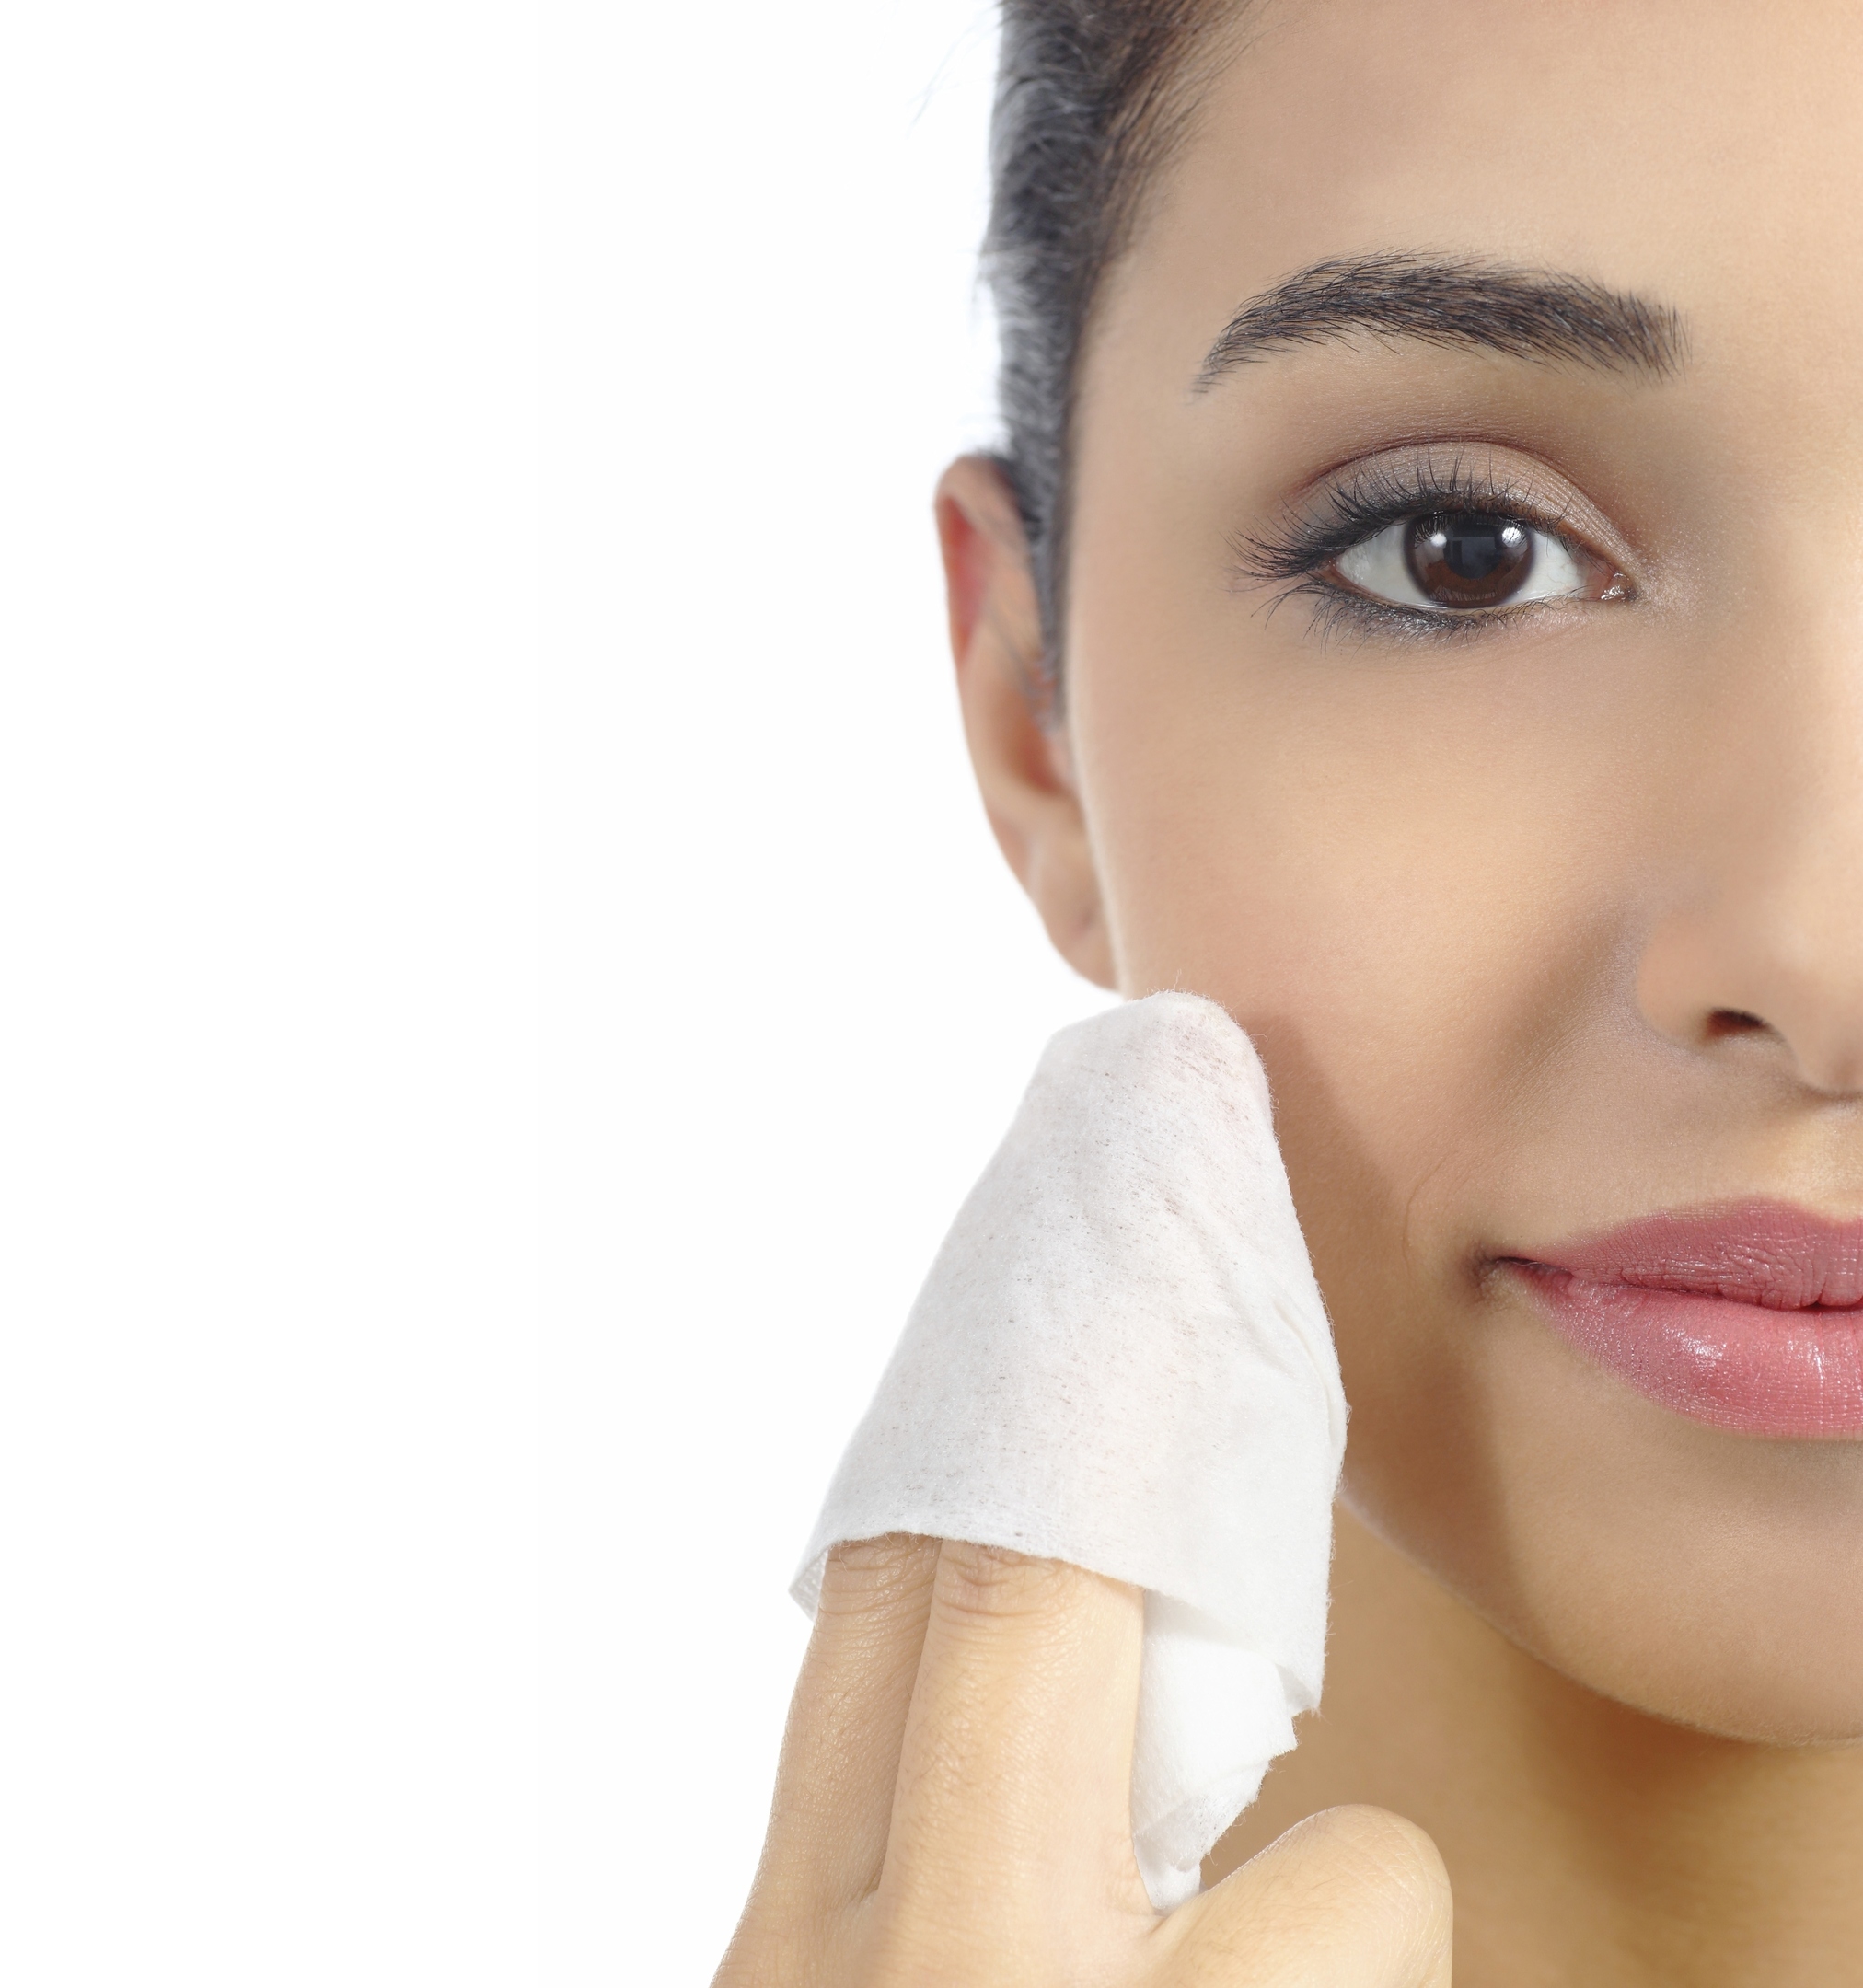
xmin=793 ymin=993 xmax=1347 ymax=1910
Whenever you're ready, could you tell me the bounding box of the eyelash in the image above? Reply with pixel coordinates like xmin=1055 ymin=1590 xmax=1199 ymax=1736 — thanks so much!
xmin=1232 ymin=454 xmax=1619 ymax=641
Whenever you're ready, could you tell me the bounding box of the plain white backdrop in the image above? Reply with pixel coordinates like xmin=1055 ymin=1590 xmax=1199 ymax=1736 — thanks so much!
xmin=545 ymin=3 xmax=1109 ymax=1982
xmin=1 ymin=5 xmax=1109 ymax=1982
xmin=1 ymin=4 xmax=536 ymax=1982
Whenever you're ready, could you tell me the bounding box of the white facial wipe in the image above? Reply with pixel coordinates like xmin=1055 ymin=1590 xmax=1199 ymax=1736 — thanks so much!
xmin=793 ymin=992 xmax=1346 ymax=1911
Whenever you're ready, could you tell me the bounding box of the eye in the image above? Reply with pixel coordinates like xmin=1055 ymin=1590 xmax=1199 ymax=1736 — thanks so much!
xmin=1333 ymin=512 xmax=1625 ymax=613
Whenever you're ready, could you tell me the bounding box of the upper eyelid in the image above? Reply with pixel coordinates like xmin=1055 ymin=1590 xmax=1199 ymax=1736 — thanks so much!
xmin=1234 ymin=445 xmax=1630 ymax=584
xmin=1291 ymin=440 xmax=1608 ymax=528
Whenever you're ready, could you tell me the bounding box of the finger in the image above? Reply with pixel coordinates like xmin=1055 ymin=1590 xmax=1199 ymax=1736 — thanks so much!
xmin=881 ymin=1542 xmax=1148 ymax=1934
xmin=751 ymin=1534 xmax=941 ymax=1914
xmin=1163 ymin=1805 xmax=1453 ymax=1987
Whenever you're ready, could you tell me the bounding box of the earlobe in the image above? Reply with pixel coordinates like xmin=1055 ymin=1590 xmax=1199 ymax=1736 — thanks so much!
xmin=934 ymin=457 xmax=1116 ymax=989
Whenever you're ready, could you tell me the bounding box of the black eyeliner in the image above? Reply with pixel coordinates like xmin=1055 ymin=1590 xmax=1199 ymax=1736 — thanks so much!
xmin=1234 ymin=448 xmax=1579 ymax=584
xmin=1228 ymin=447 xmax=1609 ymax=642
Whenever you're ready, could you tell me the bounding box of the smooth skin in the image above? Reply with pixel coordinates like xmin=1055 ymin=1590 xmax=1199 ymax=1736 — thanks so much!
xmin=716 ymin=1537 xmax=1450 ymax=1985
xmin=726 ymin=2 xmax=1863 ymax=1982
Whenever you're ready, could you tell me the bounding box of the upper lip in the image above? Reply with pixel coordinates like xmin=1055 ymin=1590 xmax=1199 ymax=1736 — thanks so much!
xmin=1508 ymin=1201 xmax=1863 ymax=1312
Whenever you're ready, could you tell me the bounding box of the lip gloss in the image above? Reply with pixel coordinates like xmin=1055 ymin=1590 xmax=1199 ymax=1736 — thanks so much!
xmin=1503 ymin=1202 xmax=1863 ymax=1439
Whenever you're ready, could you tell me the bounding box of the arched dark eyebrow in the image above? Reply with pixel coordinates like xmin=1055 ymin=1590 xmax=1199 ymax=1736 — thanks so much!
xmin=1193 ymin=252 xmax=1688 ymax=391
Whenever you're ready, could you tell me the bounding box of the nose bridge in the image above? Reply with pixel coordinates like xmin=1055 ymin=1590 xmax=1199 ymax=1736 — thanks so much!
xmin=1637 ymin=597 xmax=1863 ymax=1097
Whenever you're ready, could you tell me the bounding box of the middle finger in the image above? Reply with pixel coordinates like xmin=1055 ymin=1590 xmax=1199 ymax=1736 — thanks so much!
xmin=882 ymin=1542 xmax=1150 ymax=1929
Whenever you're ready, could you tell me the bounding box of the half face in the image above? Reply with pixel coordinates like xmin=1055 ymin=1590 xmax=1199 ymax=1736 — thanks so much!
xmin=1061 ymin=0 xmax=1863 ymax=1740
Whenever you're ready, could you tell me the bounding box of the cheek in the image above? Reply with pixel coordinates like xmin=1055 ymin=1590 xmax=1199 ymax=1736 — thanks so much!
xmin=1064 ymin=580 xmax=1863 ymax=1745
xmin=1064 ymin=593 xmax=1626 ymax=1194
xmin=1065 ymin=605 xmax=1586 ymax=1583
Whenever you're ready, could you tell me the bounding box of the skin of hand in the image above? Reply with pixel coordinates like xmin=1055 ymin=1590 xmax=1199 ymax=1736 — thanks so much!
xmin=929 ymin=3 xmax=1863 ymax=1982
xmin=715 ymin=1536 xmax=1451 ymax=1988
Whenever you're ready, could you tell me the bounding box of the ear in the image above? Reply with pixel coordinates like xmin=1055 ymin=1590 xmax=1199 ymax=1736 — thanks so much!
xmin=934 ymin=456 xmax=1116 ymax=989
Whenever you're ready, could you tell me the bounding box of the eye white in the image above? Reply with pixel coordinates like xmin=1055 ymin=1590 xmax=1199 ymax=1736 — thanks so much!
xmin=1334 ymin=519 xmax=1585 ymax=610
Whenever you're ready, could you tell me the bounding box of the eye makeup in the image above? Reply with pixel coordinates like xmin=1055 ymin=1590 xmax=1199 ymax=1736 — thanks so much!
xmin=1232 ymin=444 xmax=1632 ymax=641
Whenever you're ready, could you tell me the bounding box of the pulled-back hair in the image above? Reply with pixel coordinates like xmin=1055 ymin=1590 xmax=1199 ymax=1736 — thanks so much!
xmin=985 ymin=0 xmax=1238 ymax=692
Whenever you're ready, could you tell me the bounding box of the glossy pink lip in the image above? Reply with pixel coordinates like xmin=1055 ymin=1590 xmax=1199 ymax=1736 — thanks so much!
xmin=1503 ymin=1202 xmax=1863 ymax=1439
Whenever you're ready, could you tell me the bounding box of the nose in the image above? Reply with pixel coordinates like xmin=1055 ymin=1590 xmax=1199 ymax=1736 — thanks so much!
xmin=1636 ymin=640 xmax=1863 ymax=1101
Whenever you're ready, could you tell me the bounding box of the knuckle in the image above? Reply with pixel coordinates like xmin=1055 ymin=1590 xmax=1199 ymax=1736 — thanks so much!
xmin=816 ymin=1533 xmax=938 ymax=1622
xmin=934 ymin=1540 xmax=1077 ymax=1624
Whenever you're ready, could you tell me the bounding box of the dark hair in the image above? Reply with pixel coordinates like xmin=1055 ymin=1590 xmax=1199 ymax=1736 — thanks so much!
xmin=985 ymin=0 xmax=1238 ymax=692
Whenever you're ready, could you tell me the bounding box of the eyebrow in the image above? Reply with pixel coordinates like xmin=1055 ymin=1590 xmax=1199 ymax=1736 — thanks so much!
xmin=1192 ymin=252 xmax=1688 ymax=392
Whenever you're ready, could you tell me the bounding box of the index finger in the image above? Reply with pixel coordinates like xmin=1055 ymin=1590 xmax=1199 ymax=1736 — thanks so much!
xmin=750 ymin=1534 xmax=943 ymax=1918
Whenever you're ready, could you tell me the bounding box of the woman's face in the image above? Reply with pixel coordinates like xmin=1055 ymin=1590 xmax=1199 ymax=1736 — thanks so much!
xmin=978 ymin=0 xmax=1863 ymax=1741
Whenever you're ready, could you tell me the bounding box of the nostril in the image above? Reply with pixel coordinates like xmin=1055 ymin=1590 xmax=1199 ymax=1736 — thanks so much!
xmin=1696 ymin=1007 xmax=1863 ymax=1098
xmin=1705 ymin=1009 xmax=1769 ymax=1041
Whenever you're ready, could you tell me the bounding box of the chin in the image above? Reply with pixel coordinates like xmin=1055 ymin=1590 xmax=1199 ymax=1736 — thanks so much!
xmin=1339 ymin=1274 xmax=1863 ymax=1748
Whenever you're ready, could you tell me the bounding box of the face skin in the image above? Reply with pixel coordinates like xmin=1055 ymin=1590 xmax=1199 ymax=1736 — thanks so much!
xmin=940 ymin=2 xmax=1863 ymax=1978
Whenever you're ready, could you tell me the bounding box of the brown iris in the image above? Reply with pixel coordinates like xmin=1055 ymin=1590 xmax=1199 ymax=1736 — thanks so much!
xmin=1405 ymin=514 xmax=1533 ymax=608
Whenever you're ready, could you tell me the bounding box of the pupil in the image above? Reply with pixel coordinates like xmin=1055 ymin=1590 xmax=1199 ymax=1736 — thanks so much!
xmin=1406 ymin=513 xmax=1533 ymax=607
xmin=1441 ymin=519 xmax=1510 ymax=579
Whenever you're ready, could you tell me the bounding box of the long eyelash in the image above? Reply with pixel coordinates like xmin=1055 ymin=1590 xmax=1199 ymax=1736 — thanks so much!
xmin=1233 ymin=447 xmax=1580 ymax=586
xmin=1227 ymin=449 xmax=1614 ymax=644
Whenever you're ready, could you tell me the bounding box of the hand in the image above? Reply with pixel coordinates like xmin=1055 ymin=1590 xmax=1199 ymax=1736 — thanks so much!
xmin=715 ymin=1536 xmax=1452 ymax=1985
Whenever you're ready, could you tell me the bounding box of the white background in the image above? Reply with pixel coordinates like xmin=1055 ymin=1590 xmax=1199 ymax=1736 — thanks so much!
xmin=2 ymin=4 xmax=538 ymax=1982
xmin=0 ymin=3 xmax=1108 ymax=1983
xmin=547 ymin=5 xmax=1110 ymax=1981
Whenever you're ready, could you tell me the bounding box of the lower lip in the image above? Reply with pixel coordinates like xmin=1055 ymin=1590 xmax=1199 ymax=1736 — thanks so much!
xmin=1511 ymin=1266 xmax=1863 ymax=1439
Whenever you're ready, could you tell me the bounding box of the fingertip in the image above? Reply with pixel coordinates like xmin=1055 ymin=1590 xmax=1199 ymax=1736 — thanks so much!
xmin=1336 ymin=1807 xmax=1453 ymax=1984
xmin=1296 ymin=1805 xmax=1452 ymax=1942
xmin=1177 ymin=1804 xmax=1452 ymax=1985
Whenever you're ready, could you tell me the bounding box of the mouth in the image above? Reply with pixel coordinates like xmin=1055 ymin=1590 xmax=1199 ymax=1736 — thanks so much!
xmin=1498 ymin=1202 xmax=1863 ymax=1439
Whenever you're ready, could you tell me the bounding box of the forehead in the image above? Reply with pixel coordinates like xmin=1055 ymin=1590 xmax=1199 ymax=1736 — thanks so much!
xmin=1103 ymin=0 xmax=1863 ymax=405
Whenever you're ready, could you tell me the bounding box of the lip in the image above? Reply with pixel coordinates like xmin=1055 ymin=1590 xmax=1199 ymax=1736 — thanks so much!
xmin=1502 ymin=1202 xmax=1863 ymax=1439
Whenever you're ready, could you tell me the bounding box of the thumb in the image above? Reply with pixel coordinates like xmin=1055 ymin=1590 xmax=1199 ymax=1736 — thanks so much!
xmin=1163 ymin=1805 xmax=1452 ymax=1987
